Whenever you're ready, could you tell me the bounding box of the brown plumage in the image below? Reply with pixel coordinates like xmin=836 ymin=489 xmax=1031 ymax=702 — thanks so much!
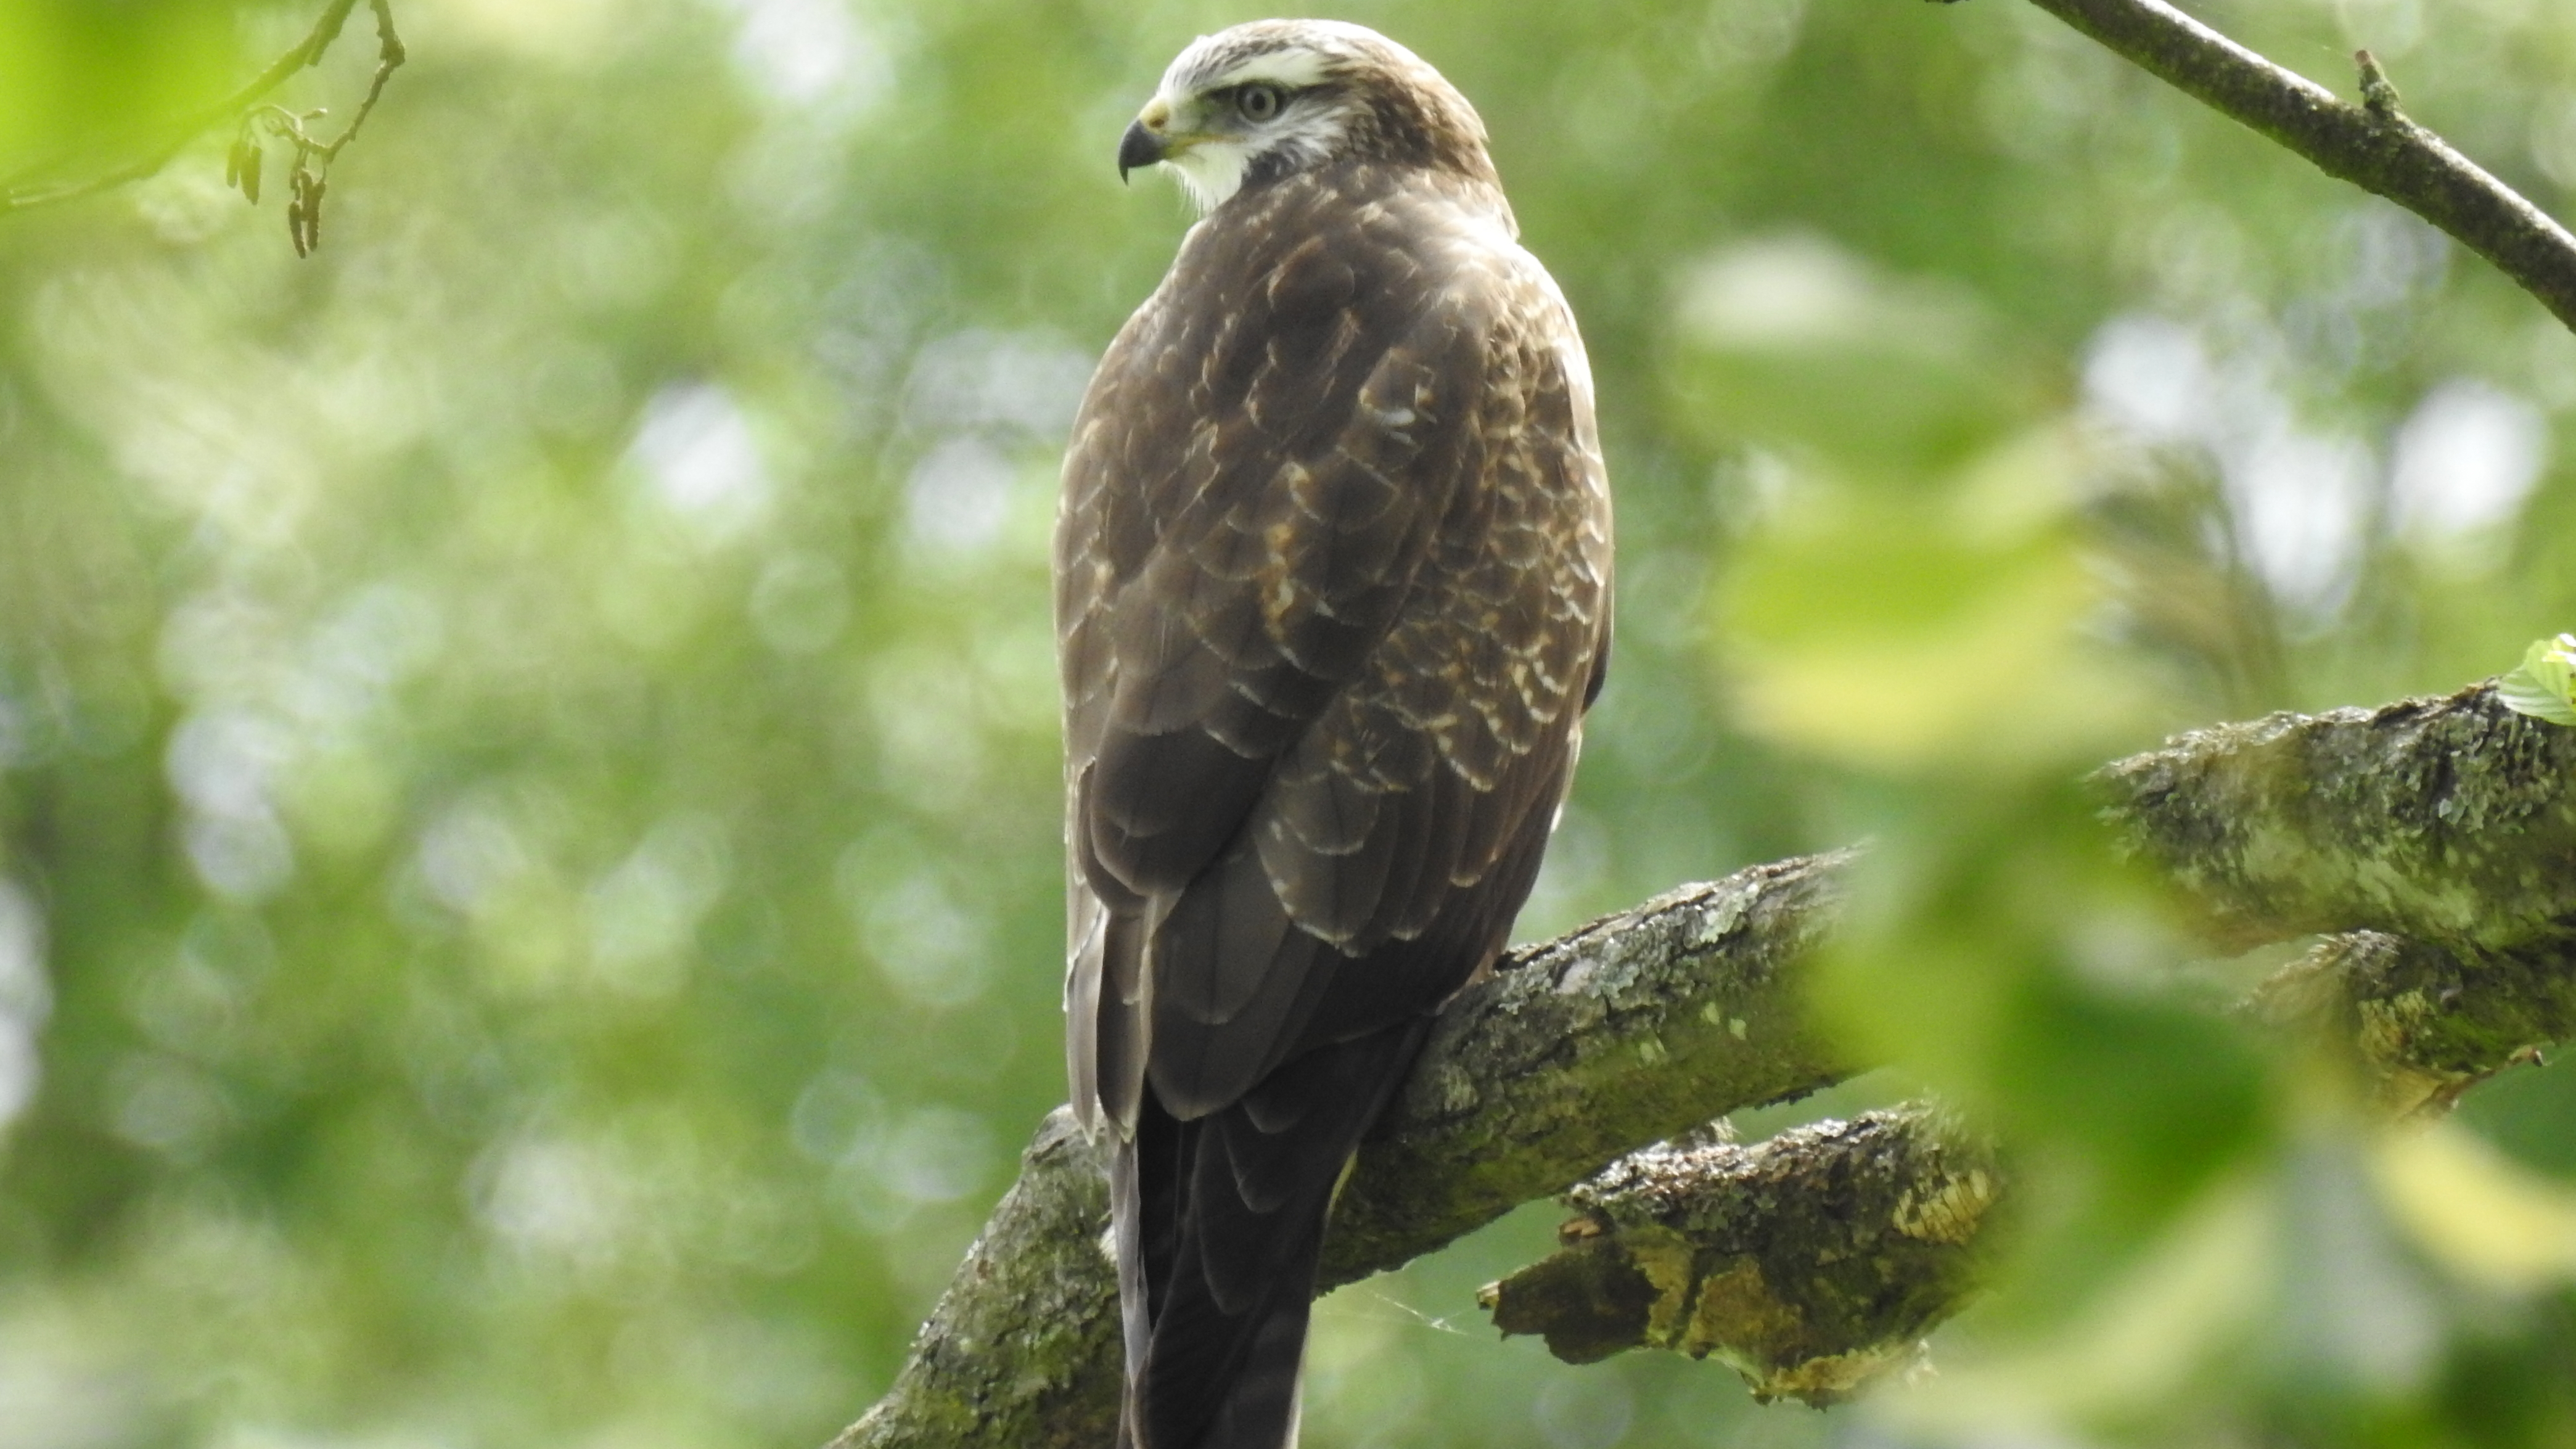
xmin=1057 ymin=21 xmax=1612 ymax=1448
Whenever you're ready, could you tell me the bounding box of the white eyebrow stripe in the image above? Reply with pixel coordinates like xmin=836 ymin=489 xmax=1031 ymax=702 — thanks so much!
xmin=1205 ymin=50 xmax=1332 ymax=91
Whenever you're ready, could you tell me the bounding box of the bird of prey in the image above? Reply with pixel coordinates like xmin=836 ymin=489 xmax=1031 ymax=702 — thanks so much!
xmin=1057 ymin=20 xmax=1612 ymax=1448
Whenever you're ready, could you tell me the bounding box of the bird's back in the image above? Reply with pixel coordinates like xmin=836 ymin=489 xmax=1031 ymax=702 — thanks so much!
xmin=1057 ymin=25 xmax=1609 ymax=1448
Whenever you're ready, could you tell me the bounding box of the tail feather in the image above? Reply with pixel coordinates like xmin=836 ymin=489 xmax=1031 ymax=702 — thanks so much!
xmin=1115 ymin=1021 xmax=1429 ymax=1449
xmin=1200 ymin=1301 xmax=1311 ymax=1448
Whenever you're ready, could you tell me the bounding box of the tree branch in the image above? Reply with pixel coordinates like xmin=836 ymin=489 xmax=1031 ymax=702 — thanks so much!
xmin=2101 ymin=684 xmax=2576 ymax=1113
xmin=834 ymin=683 xmax=2576 ymax=1445
xmin=2096 ymin=684 xmax=2576 ymax=955
xmin=1 ymin=0 xmax=403 ymax=250
xmin=833 ymin=850 xmax=1858 ymax=1448
xmin=2247 ymin=931 xmax=2572 ymax=1117
xmin=832 ymin=1111 xmax=1121 ymax=1449
xmin=1325 ymin=850 xmax=1856 ymax=1286
xmin=1954 ymin=0 xmax=2576 ymax=333
xmin=1479 ymin=1104 xmax=2000 ymax=1404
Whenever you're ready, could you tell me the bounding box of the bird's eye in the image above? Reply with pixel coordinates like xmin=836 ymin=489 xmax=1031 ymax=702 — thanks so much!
xmin=1236 ymin=84 xmax=1284 ymax=122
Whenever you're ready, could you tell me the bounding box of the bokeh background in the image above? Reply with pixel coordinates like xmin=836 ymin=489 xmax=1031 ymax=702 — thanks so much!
xmin=4 ymin=0 xmax=2576 ymax=1445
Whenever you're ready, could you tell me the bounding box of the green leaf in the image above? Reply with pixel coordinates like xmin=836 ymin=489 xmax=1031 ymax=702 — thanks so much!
xmin=2497 ymin=634 xmax=2576 ymax=727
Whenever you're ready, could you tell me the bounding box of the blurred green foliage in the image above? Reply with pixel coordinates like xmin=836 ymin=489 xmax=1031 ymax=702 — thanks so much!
xmin=2 ymin=0 xmax=2575 ymax=1446
xmin=0 ymin=1 xmax=239 ymax=167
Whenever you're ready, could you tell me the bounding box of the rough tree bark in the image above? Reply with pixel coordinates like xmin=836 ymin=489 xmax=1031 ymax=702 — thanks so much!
xmin=2100 ymin=685 xmax=2576 ymax=957
xmin=831 ymin=684 xmax=2576 ymax=1448
xmin=1480 ymin=1105 xmax=2001 ymax=1404
xmin=2104 ymin=684 xmax=2576 ymax=1115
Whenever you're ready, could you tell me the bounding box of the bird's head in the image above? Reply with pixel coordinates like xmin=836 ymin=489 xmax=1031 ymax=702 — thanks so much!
xmin=1118 ymin=19 xmax=1498 ymax=213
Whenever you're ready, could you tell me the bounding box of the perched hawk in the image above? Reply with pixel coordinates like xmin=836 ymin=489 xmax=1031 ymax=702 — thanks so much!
xmin=1057 ymin=20 xmax=1612 ymax=1448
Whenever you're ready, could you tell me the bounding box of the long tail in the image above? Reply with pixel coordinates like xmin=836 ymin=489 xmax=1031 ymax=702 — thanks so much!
xmin=1114 ymin=1020 xmax=1430 ymax=1449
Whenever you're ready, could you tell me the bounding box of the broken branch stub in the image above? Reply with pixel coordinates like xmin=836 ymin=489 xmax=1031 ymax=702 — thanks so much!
xmin=1481 ymin=1105 xmax=2002 ymax=1405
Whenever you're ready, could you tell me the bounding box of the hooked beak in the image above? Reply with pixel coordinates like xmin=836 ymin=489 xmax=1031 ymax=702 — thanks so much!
xmin=1117 ymin=117 xmax=1167 ymax=184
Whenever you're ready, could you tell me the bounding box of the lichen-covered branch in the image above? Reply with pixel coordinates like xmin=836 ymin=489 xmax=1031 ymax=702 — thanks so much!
xmin=1951 ymin=0 xmax=2576 ymax=332
xmin=831 ymin=850 xmax=1858 ymax=1448
xmin=2097 ymin=684 xmax=2576 ymax=955
xmin=1479 ymin=1106 xmax=2001 ymax=1404
xmin=2248 ymin=931 xmax=2575 ymax=1118
xmin=832 ymin=1113 xmax=1123 ymax=1449
xmin=2105 ymin=684 xmax=2576 ymax=1116
xmin=1325 ymin=850 xmax=1856 ymax=1286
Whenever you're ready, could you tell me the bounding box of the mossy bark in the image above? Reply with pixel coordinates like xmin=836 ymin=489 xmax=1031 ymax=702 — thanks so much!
xmin=2249 ymin=931 xmax=2576 ymax=1117
xmin=1479 ymin=1106 xmax=2000 ymax=1404
xmin=1325 ymin=849 xmax=1855 ymax=1286
xmin=2101 ymin=684 xmax=2576 ymax=1112
xmin=831 ymin=1114 xmax=1122 ymax=1448
xmin=2098 ymin=685 xmax=2576 ymax=955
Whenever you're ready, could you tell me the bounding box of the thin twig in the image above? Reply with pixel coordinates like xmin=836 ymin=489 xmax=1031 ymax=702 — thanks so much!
xmin=0 ymin=0 xmax=396 ymax=221
xmin=1987 ymin=0 xmax=2576 ymax=332
xmin=237 ymin=0 xmax=408 ymax=255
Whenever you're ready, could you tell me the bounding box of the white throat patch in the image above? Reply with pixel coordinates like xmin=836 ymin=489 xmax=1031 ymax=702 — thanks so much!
xmin=1165 ymin=138 xmax=1260 ymax=214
